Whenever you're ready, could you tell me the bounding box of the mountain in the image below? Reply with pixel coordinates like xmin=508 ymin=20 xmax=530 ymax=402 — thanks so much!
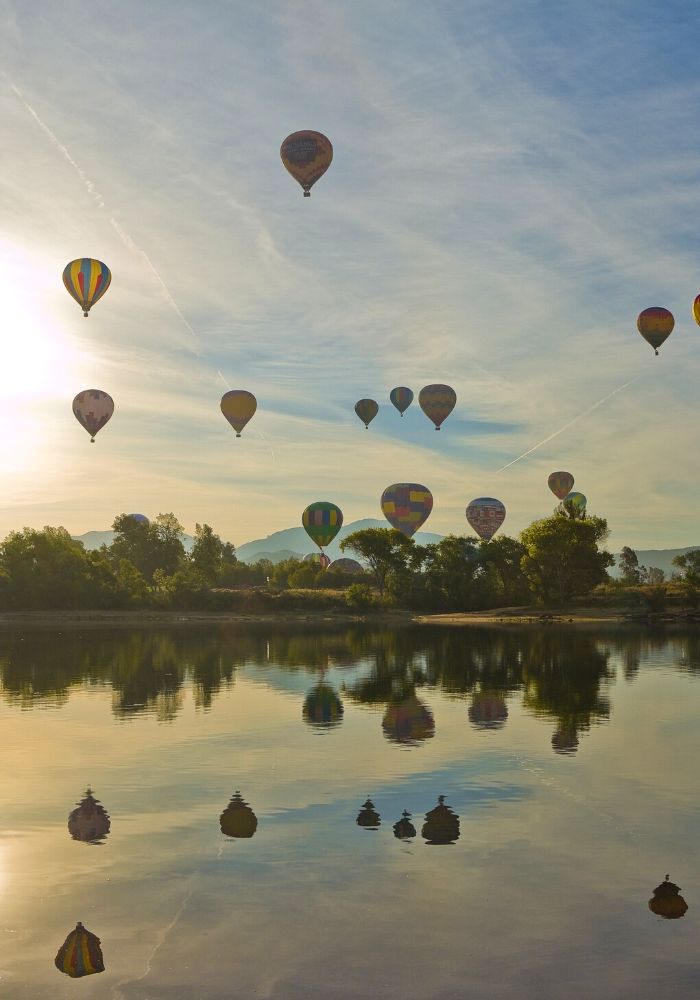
xmin=235 ymin=518 xmax=444 ymax=564
xmin=73 ymin=530 xmax=196 ymax=552
xmin=611 ymin=546 xmax=699 ymax=579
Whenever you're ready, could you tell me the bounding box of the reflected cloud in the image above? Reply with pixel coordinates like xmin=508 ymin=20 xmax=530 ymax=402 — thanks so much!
xmin=220 ymin=791 xmax=258 ymax=839
xmin=67 ymin=788 xmax=111 ymax=845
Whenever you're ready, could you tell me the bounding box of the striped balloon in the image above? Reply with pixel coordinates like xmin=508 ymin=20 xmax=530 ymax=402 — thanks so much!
xmin=62 ymin=258 xmax=111 ymax=317
xmin=220 ymin=390 xmax=257 ymax=437
xmin=381 ymin=483 xmax=433 ymax=537
xmin=418 ymin=384 xmax=456 ymax=430
xmin=354 ymin=398 xmax=379 ymax=429
xmin=693 ymin=295 xmax=700 ymax=327
xmin=302 ymin=501 xmax=343 ymax=550
xmin=280 ymin=131 xmax=333 ymax=196
xmin=637 ymin=307 xmax=674 ymax=355
xmin=55 ymin=922 xmax=105 ymax=978
xmin=72 ymin=390 xmax=114 ymax=443
xmin=389 ymin=386 xmax=414 ymax=416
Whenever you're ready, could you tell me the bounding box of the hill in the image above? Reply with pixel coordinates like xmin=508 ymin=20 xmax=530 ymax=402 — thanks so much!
xmin=611 ymin=546 xmax=700 ymax=579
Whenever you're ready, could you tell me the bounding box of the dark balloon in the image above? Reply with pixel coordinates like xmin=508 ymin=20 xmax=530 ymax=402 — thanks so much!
xmin=355 ymin=398 xmax=379 ymax=429
xmin=637 ymin=307 xmax=674 ymax=356
xmin=389 ymin=386 xmax=414 ymax=416
xmin=548 ymin=471 xmax=574 ymax=500
xmin=280 ymin=131 xmax=333 ymax=196
xmin=418 ymin=384 xmax=456 ymax=430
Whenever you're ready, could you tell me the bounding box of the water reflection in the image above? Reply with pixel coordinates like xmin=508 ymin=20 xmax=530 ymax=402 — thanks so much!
xmin=220 ymin=791 xmax=258 ymax=838
xmin=648 ymin=876 xmax=689 ymax=919
xmin=67 ymin=787 xmax=111 ymax=844
xmin=393 ymin=809 xmax=416 ymax=840
xmin=421 ymin=795 xmax=460 ymax=845
xmin=357 ymin=798 xmax=381 ymax=829
xmin=54 ymin=921 xmax=105 ymax=978
xmin=381 ymin=693 xmax=435 ymax=746
xmin=468 ymin=690 xmax=508 ymax=730
xmin=303 ymin=676 xmax=344 ymax=730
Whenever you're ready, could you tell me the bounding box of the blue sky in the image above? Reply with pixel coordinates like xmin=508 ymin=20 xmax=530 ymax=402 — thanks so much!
xmin=2 ymin=0 xmax=700 ymax=548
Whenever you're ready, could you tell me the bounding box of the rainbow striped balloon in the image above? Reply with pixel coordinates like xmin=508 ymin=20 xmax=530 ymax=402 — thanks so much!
xmin=302 ymin=501 xmax=343 ymax=549
xmin=389 ymin=386 xmax=414 ymax=416
xmin=381 ymin=483 xmax=433 ymax=537
xmin=54 ymin=922 xmax=105 ymax=978
xmin=62 ymin=258 xmax=111 ymax=317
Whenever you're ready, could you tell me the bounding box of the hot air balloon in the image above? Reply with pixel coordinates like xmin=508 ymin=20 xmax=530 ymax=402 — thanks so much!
xmin=468 ymin=692 xmax=508 ymax=730
xmin=693 ymin=296 xmax=700 ymax=327
xmin=303 ymin=682 xmax=344 ymax=729
xmin=381 ymin=483 xmax=433 ymax=537
xmin=220 ymin=791 xmax=258 ymax=839
xmin=72 ymin=390 xmax=114 ymax=443
xmin=127 ymin=513 xmax=149 ymax=525
xmin=637 ymin=307 xmax=674 ymax=356
xmin=382 ymin=694 xmax=435 ymax=746
xmin=302 ymin=501 xmax=343 ymax=551
xmin=418 ymin=384 xmax=456 ymax=430
xmin=421 ymin=795 xmax=460 ymax=845
xmin=355 ymin=398 xmax=378 ymax=429
xmin=220 ymin=390 xmax=257 ymax=437
xmin=68 ymin=788 xmax=110 ymax=844
xmin=648 ymin=876 xmax=688 ymax=919
xmin=393 ymin=810 xmax=416 ymax=840
xmin=303 ymin=551 xmax=331 ymax=568
xmin=563 ymin=491 xmax=586 ymax=512
xmin=466 ymin=498 xmax=506 ymax=541
xmin=389 ymin=387 xmax=414 ymax=417
xmin=55 ymin=922 xmax=105 ymax=978
xmin=548 ymin=471 xmax=574 ymax=500
xmin=63 ymin=258 xmax=111 ymax=317
xmin=280 ymin=130 xmax=333 ymax=197
xmin=328 ymin=557 xmax=363 ymax=575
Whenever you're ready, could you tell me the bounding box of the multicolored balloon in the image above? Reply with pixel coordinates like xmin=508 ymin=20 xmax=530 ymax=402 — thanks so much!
xmin=381 ymin=483 xmax=433 ymax=537
xmin=55 ymin=922 xmax=105 ymax=978
xmin=466 ymin=497 xmax=506 ymax=541
xmin=220 ymin=390 xmax=257 ymax=437
xmin=302 ymin=501 xmax=343 ymax=550
xmin=418 ymin=384 xmax=456 ymax=430
xmin=280 ymin=130 xmax=333 ymax=197
xmin=389 ymin=386 xmax=413 ymax=417
xmin=303 ymin=682 xmax=344 ymax=729
xmin=303 ymin=551 xmax=331 ymax=568
xmin=382 ymin=694 xmax=435 ymax=746
xmin=548 ymin=471 xmax=574 ymax=500
xmin=355 ymin=398 xmax=378 ymax=429
xmin=72 ymin=390 xmax=114 ymax=443
xmin=693 ymin=296 xmax=700 ymax=327
xmin=637 ymin=307 xmax=674 ymax=356
xmin=63 ymin=258 xmax=111 ymax=317
xmin=563 ymin=491 xmax=587 ymax=511
xmin=328 ymin=557 xmax=363 ymax=574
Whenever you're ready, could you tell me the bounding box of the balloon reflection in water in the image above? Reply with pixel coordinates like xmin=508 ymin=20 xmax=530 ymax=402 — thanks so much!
xmin=303 ymin=681 xmax=344 ymax=729
xmin=356 ymin=798 xmax=381 ymax=830
xmin=551 ymin=725 xmax=579 ymax=754
xmin=648 ymin=876 xmax=688 ymax=919
xmin=220 ymin=791 xmax=258 ymax=838
xmin=55 ymin=922 xmax=105 ymax=978
xmin=393 ymin=810 xmax=416 ymax=840
xmin=422 ymin=795 xmax=460 ymax=845
xmin=68 ymin=788 xmax=111 ymax=844
xmin=382 ymin=693 xmax=435 ymax=746
xmin=468 ymin=691 xmax=508 ymax=730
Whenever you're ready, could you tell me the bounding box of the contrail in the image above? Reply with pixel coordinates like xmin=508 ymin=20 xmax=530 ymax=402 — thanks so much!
xmin=7 ymin=77 xmax=199 ymax=351
xmin=496 ymin=375 xmax=641 ymax=473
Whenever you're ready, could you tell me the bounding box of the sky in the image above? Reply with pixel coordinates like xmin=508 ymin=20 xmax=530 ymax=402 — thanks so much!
xmin=2 ymin=0 xmax=700 ymax=549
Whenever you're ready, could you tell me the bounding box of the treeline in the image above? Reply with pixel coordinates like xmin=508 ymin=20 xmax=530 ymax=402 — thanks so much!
xmin=0 ymin=506 xmax=618 ymax=611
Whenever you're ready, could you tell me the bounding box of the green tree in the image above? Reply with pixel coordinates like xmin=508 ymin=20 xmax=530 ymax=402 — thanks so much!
xmin=340 ymin=528 xmax=419 ymax=599
xmin=672 ymin=550 xmax=700 ymax=587
xmin=478 ymin=535 xmax=529 ymax=606
xmin=520 ymin=514 xmax=614 ymax=605
xmin=618 ymin=546 xmax=643 ymax=585
xmin=110 ymin=512 xmax=186 ymax=582
xmin=419 ymin=535 xmax=481 ymax=610
xmin=190 ymin=523 xmax=236 ymax=586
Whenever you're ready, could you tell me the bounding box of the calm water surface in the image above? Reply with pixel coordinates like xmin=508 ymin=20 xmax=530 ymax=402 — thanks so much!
xmin=0 ymin=624 xmax=698 ymax=998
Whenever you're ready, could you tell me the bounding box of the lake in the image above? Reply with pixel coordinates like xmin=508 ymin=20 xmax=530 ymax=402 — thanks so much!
xmin=0 ymin=623 xmax=697 ymax=998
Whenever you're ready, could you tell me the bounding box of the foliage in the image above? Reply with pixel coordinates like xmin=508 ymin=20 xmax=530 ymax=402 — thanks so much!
xmin=520 ymin=514 xmax=614 ymax=605
xmin=619 ymin=546 xmax=643 ymax=585
xmin=340 ymin=528 xmax=420 ymax=598
xmin=345 ymin=582 xmax=378 ymax=609
xmin=110 ymin=512 xmax=186 ymax=582
xmin=190 ymin=523 xmax=237 ymax=586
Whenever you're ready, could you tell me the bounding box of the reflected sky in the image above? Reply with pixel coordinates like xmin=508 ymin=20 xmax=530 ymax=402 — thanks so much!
xmin=0 ymin=624 xmax=698 ymax=997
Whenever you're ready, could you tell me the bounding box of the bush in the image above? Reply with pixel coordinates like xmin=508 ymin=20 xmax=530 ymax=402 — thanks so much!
xmin=345 ymin=583 xmax=377 ymax=610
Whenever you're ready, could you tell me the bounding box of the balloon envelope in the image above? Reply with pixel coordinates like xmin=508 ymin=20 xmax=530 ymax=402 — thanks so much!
xmin=418 ymin=384 xmax=456 ymax=430
xmin=55 ymin=922 xmax=105 ymax=978
xmin=303 ymin=551 xmax=331 ymax=568
xmin=63 ymin=258 xmax=111 ymax=316
xmin=381 ymin=483 xmax=433 ymax=537
xmin=328 ymin=557 xmax=363 ymax=574
xmin=563 ymin=491 xmax=586 ymax=511
xmin=303 ymin=682 xmax=344 ymax=729
xmin=694 ymin=296 xmax=700 ymax=327
xmin=355 ymin=398 xmax=378 ymax=428
xmin=302 ymin=501 xmax=343 ymax=549
xmin=280 ymin=130 xmax=333 ymax=196
xmin=466 ymin=497 xmax=506 ymax=541
xmin=127 ymin=513 xmax=149 ymax=525
xmin=637 ymin=307 xmax=674 ymax=355
xmin=389 ymin=386 xmax=414 ymax=416
xmin=220 ymin=390 xmax=257 ymax=437
xmin=72 ymin=390 xmax=114 ymax=442
xmin=548 ymin=471 xmax=574 ymax=500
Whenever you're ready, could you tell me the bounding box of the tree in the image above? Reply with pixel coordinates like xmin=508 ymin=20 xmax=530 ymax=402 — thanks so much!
xmin=110 ymin=512 xmax=186 ymax=583
xmin=520 ymin=514 xmax=614 ymax=605
xmin=190 ymin=523 xmax=236 ymax=586
xmin=340 ymin=528 xmax=419 ymax=599
xmin=419 ymin=535 xmax=481 ymax=610
xmin=478 ymin=535 xmax=529 ymax=606
xmin=618 ymin=546 xmax=643 ymax=585
xmin=672 ymin=550 xmax=700 ymax=587
xmin=645 ymin=566 xmax=665 ymax=586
